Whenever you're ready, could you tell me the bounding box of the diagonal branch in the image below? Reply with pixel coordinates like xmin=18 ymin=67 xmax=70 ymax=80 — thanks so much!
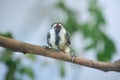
xmin=0 ymin=36 xmax=120 ymax=72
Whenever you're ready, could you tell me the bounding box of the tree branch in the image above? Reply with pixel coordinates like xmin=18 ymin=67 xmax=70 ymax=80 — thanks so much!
xmin=0 ymin=36 xmax=120 ymax=72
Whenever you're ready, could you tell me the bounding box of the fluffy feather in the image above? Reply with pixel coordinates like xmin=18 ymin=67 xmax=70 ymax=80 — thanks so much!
xmin=47 ymin=22 xmax=71 ymax=53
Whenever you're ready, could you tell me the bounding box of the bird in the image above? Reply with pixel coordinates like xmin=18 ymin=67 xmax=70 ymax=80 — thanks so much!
xmin=47 ymin=22 xmax=71 ymax=54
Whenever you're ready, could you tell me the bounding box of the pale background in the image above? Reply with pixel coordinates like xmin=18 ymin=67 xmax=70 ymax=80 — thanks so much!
xmin=0 ymin=0 xmax=120 ymax=80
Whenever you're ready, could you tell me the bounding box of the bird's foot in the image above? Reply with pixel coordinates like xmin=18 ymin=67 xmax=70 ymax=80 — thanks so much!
xmin=42 ymin=45 xmax=49 ymax=53
xmin=53 ymin=48 xmax=61 ymax=52
xmin=70 ymin=53 xmax=76 ymax=62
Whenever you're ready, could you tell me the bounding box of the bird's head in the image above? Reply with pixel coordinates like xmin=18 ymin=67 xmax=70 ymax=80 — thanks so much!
xmin=51 ymin=22 xmax=64 ymax=31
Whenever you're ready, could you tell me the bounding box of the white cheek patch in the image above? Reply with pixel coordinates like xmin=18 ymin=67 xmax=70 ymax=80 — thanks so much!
xmin=52 ymin=24 xmax=57 ymax=28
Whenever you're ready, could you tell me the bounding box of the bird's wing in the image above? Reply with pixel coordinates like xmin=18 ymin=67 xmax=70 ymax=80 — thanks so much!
xmin=47 ymin=32 xmax=51 ymax=47
xmin=65 ymin=32 xmax=71 ymax=46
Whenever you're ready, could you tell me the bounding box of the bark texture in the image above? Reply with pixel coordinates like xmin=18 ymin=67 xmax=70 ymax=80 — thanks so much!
xmin=0 ymin=36 xmax=120 ymax=72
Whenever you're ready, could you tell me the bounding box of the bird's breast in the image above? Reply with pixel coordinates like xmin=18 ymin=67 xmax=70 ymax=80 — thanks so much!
xmin=58 ymin=29 xmax=67 ymax=49
xmin=49 ymin=29 xmax=58 ymax=49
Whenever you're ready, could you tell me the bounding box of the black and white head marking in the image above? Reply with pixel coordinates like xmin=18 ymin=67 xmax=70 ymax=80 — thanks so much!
xmin=47 ymin=22 xmax=70 ymax=52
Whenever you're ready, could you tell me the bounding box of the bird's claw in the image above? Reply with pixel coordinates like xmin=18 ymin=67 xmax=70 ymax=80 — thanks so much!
xmin=42 ymin=45 xmax=49 ymax=53
xmin=70 ymin=54 xmax=76 ymax=62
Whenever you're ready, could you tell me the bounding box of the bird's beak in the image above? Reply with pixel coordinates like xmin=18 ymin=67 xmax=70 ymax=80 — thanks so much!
xmin=56 ymin=24 xmax=61 ymax=31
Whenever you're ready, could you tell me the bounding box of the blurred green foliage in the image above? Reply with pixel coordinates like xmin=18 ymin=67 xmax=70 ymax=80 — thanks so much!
xmin=59 ymin=62 xmax=65 ymax=77
xmin=0 ymin=32 xmax=13 ymax=39
xmin=25 ymin=54 xmax=36 ymax=61
xmin=56 ymin=0 xmax=79 ymax=34
xmin=56 ymin=0 xmax=116 ymax=61
xmin=56 ymin=0 xmax=116 ymax=77
xmin=0 ymin=32 xmax=35 ymax=80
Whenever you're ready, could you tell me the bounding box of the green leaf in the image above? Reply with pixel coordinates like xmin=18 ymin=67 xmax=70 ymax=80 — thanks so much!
xmin=21 ymin=67 xmax=34 ymax=79
xmin=88 ymin=0 xmax=106 ymax=26
xmin=58 ymin=62 xmax=65 ymax=77
xmin=97 ymin=51 xmax=106 ymax=61
xmin=25 ymin=54 xmax=36 ymax=61
xmin=64 ymin=18 xmax=79 ymax=34
xmin=84 ymin=44 xmax=94 ymax=51
xmin=60 ymin=64 xmax=65 ymax=77
xmin=5 ymin=59 xmax=17 ymax=80
xmin=0 ymin=48 xmax=13 ymax=61
xmin=97 ymin=34 xmax=116 ymax=61
xmin=56 ymin=0 xmax=79 ymax=34
xmin=0 ymin=32 xmax=13 ymax=38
